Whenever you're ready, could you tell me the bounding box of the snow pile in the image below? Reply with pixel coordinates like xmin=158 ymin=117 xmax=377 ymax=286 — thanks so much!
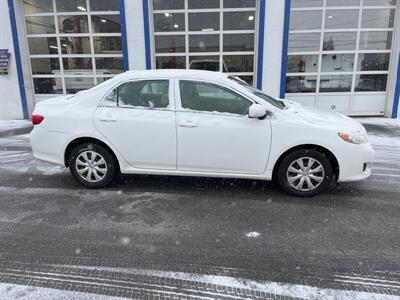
xmin=0 ymin=134 xmax=31 ymax=148
xmin=0 ymin=150 xmax=65 ymax=175
xmin=246 ymin=231 xmax=260 ymax=238
xmin=0 ymin=120 xmax=31 ymax=133
xmin=0 ymin=133 xmax=66 ymax=175
xmin=0 ymin=283 xmax=123 ymax=300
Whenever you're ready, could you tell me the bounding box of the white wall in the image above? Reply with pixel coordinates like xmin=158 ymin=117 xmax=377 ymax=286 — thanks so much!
xmin=15 ymin=0 xmax=35 ymax=115
xmin=385 ymin=2 xmax=400 ymax=118
xmin=0 ymin=0 xmax=23 ymax=120
xmin=261 ymin=0 xmax=285 ymax=98
xmin=125 ymin=0 xmax=147 ymax=70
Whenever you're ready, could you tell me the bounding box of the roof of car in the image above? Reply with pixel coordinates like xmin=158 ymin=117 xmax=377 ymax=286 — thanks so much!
xmin=118 ymin=69 xmax=230 ymax=81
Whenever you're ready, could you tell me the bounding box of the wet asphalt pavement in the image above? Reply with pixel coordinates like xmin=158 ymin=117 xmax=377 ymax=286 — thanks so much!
xmin=0 ymin=120 xmax=399 ymax=299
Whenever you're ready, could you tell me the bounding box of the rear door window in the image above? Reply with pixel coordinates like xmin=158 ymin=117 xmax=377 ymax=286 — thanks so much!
xmin=103 ymin=80 xmax=170 ymax=108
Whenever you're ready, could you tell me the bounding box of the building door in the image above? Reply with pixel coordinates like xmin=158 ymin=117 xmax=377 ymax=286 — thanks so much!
xmin=283 ymin=0 xmax=397 ymax=116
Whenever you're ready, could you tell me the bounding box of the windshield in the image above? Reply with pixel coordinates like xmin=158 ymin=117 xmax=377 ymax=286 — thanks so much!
xmin=228 ymin=76 xmax=285 ymax=110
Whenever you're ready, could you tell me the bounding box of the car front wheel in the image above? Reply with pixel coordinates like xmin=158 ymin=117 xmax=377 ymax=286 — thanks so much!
xmin=278 ymin=149 xmax=333 ymax=197
xmin=68 ymin=143 xmax=116 ymax=188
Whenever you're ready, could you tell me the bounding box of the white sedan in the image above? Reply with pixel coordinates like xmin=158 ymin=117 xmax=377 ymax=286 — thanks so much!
xmin=30 ymin=70 xmax=374 ymax=196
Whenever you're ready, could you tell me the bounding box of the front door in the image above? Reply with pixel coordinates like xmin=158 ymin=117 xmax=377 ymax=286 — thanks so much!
xmin=175 ymin=79 xmax=271 ymax=174
xmin=93 ymin=79 xmax=177 ymax=170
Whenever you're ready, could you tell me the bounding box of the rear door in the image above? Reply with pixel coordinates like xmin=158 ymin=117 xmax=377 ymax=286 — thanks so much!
xmin=93 ymin=79 xmax=177 ymax=170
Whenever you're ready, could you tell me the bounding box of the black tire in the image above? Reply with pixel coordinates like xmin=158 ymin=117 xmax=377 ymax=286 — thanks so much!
xmin=68 ymin=143 xmax=117 ymax=188
xmin=277 ymin=149 xmax=333 ymax=197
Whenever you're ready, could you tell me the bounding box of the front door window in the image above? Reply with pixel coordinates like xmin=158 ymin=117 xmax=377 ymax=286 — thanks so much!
xmin=179 ymin=80 xmax=252 ymax=115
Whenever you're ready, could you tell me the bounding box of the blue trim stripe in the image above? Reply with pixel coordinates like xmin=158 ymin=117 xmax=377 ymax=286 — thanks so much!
xmin=279 ymin=0 xmax=291 ymax=99
xmin=7 ymin=0 xmax=29 ymax=119
xmin=392 ymin=53 xmax=400 ymax=118
xmin=119 ymin=0 xmax=129 ymax=71
xmin=256 ymin=0 xmax=266 ymax=90
xmin=142 ymin=0 xmax=152 ymax=69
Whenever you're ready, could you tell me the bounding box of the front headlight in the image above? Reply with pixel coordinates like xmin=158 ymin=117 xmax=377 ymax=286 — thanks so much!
xmin=338 ymin=132 xmax=368 ymax=144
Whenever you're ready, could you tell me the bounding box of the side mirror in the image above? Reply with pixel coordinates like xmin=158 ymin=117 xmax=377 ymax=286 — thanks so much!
xmin=248 ymin=103 xmax=267 ymax=119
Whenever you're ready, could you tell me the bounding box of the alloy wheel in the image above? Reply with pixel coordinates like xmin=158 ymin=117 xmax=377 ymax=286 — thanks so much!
xmin=286 ymin=157 xmax=325 ymax=192
xmin=75 ymin=151 xmax=108 ymax=183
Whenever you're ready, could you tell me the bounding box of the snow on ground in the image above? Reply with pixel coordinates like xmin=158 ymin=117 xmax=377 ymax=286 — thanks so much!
xmin=59 ymin=265 xmax=400 ymax=300
xmin=0 ymin=120 xmax=31 ymax=133
xmin=246 ymin=231 xmax=260 ymax=238
xmin=368 ymin=134 xmax=400 ymax=147
xmin=0 ymin=134 xmax=65 ymax=176
xmin=354 ymin=117 xmax=400 ymax=128
xmin=0 ymin=150 xmax=66 ymax=175
xmin=354 ymin=117 xmax=400 ymax=147
xmin=0 ymin=283 xmax=125 ymax=300
xmin=0 ymin=134 xmax=31 ymax=147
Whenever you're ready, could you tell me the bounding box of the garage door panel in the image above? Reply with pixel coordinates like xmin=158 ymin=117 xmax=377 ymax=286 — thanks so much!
xmin=352 ymin=94 xmax=386 ymax=114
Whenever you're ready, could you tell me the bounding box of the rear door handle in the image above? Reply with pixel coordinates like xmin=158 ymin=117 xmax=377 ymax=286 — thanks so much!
xmin=99 ymin=115 xmax=117 ymax=122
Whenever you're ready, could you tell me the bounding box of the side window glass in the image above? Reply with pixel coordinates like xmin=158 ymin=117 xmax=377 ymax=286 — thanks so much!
xmin=102 ymin=88 xmax=118 ymax=106
xmin=117 ymin=80 xmax=169 ymax=108
xmin=179 ymin=80 xmax=252 ymax=115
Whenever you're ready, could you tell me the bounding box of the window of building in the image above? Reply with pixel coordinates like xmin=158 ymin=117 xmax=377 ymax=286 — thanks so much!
xmin=151 ymin=0 xmax=257 ymax=85
xmin=23 ymin=0 xmax=123 ymax=95
xmin=286 ymin=0 xmax=396 ymax=94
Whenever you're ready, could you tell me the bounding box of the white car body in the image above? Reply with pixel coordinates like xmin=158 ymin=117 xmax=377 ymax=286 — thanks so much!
xmin=30 ymin=70 xmax=374 ymax=191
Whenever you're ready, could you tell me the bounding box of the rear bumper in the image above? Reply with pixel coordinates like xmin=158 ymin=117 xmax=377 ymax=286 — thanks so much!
xmin=29 ymin=125 xmax=69 ymax=166
xmin=337 ymin=142 xmax=375 ymax=182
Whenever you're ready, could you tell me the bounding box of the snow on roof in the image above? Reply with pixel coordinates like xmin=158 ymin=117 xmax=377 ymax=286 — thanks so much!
xmin=85 ymin=69 xmax=235 ymax=94
xmin=117 ymin=69 xmax=230 ymax=81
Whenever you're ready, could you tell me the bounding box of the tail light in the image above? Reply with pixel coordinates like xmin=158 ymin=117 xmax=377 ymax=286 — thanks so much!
xmin=32 ymin=115 xmax=44 ymax=125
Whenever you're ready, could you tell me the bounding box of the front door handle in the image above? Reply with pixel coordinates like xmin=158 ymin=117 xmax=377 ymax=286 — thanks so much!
xmin=177 ymin=119 xmax=199 ymax=128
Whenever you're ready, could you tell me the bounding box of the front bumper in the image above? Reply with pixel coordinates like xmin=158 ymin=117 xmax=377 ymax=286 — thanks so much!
xmin=337 ymin=142 xmax=375 ymax=182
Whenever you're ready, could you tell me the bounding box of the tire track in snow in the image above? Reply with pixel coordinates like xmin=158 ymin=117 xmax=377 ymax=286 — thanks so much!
xmin=0 ymin=263 xmax=399 ymax=300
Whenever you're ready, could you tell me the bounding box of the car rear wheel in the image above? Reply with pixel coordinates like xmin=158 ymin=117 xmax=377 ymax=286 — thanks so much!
xmin=278 ymin=149 xmax=333 ymax=197
xmin=68 ymin=143 xmax=116 ymax=188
